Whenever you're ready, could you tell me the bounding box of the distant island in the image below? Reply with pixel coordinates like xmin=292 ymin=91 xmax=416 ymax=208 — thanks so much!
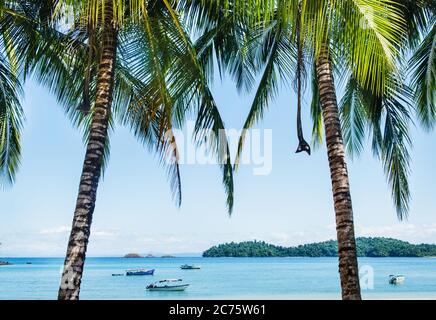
xmin=123 ymin=253 xmax=143 ymax=258
xmin=203 ymin=237 xmax=436 ymax=258
xmin=0 ymin=261 xmax=12 ymax=266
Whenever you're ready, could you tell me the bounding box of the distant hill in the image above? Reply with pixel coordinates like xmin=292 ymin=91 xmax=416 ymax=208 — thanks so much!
xmin=124 ymin=253 xmax=143 ymax=258
xmin=202 ymin=238 xmax=436 ymax=257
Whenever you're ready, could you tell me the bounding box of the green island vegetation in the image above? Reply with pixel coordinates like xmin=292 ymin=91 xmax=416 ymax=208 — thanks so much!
xmin=123 ymin=253 xmax=143 ymax=258
xmin=203 ymin=238 xmax=436 ymax=258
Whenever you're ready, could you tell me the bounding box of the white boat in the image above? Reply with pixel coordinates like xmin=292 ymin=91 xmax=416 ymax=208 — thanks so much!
xmin=389 ymin=274 xmax=405 ymax=284
xmin=146 ymin=279 xmax=189 ymax=291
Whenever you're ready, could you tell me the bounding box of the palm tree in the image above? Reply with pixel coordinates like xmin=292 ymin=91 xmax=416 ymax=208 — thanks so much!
xmin=3 ymin=0 xmax=234 ymax=300
xmin=315 ymin=45 xmax=363 ymax=299
xmin=55 ymin=0 xmax=117 ymax=300
xmin=187 ymin=0 xmax=410 ymax=299
xmin=52 ymin=0 xmax=235 ymax=300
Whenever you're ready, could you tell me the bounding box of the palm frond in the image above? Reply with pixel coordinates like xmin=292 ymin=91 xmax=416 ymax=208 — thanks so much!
xmin=161 ymin=1 xmax=235 ymax=212
xmin=193 ymin=88 xmax=234 ymax=213
xmin=331 ymin=0 xmax=406 ymax=95
xmin=409 ymin=20 xmax=436 ymax=129
xmin=364 ymin=77 xmax=414 ymax=220
xmin=339 ymin=76 xmax=367 ymax=158
xmin=234 ymin=20 xmax=295 ymax=168
xmin=0 ymin=56 xmax=23 ymax=187
xmin=310 ymin=62 xmax=323 ymax=148
xmin=118 ymin=16 xmax=183 ymax=206
xmin=393 ymin=0 xmax=435 ymax=49
xmin=381 ymin=86 xmax=413 ymax=220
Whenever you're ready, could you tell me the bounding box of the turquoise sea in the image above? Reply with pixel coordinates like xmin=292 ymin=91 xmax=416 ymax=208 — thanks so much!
xmin=1 ymin=257 xmax=436 ymax=299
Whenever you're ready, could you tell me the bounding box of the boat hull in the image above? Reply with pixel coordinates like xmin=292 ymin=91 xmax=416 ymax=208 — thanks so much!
xmin=180 ymin=265 xmax=201 ymax=270
xmin=147 ymin=284 xmax=189 ymax=292
xmin=126 ymin=269 xmax=155 ymax=276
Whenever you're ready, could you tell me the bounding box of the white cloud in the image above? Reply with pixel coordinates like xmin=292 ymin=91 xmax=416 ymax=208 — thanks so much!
xmin=267 ymin=231 xmax=328 ymax=246
xmin=39 ymin=226 xmax=70 ymax=235
xmin=92 ymin=229 xmax=119 ymax=238
xmin=356 ymin=223 xmax=436 ymax=243
xmin=38 ymin=226 xmax=119 ymax=238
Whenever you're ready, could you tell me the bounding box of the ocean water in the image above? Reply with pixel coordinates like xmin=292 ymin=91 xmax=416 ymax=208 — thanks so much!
xmin=1 ymin=257 xmax=436 ymax=300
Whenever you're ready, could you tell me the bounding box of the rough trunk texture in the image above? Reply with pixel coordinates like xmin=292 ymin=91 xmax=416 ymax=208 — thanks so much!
xmin=58 ymin=3 xmax=117 ymax=300
xmin=316 ymin=44 xmax=362 ymax=300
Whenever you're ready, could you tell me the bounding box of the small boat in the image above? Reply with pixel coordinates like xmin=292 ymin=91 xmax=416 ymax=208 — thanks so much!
xmin=146 ymin=279 xmax=189 ymax=292
xmin=180 ymin=264 xmax=201 ymax=270
xmin=389 ymin=274 xmax=405 ymax=284
xmin=126 ymin=268 xmax=155 ymax=276
xmin=112 ymin=273 xmax=124 ymax=277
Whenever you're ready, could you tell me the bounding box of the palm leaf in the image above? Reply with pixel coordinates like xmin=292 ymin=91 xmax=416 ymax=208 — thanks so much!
xmin=310 ymin=62 xmax=323 ymax=148
xmin=409 ymin=20 xmax=436 ymax=129
xmin=0 ymin=56 xmax=23 ymax=187
xmin=234 ymin=19 xmax=295 ymax=168
xmin=339 ymin=76 xmax=367 ymax=158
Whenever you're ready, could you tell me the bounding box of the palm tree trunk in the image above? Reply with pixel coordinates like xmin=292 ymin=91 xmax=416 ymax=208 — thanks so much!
xmin=315 ymin=43 xmax=361 ymax=300
xmin=58 ymin=3 xmax=117 ymax=300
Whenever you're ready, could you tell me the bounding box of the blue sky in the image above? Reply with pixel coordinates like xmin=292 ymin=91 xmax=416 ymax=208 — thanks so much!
xmin=1 ymin=74 xmax=435 ymax=257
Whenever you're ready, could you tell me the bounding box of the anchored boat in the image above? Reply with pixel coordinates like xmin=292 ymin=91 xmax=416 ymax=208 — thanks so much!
xmin=180 ymin=264 xmax=201 ymax=270
xmin=126 ymin=268 xmax=155 ymax=276
xmin=146 ymin=279 xmax=189 ymax=291
xmin=389 ymin=274 xmax=405 ymax=284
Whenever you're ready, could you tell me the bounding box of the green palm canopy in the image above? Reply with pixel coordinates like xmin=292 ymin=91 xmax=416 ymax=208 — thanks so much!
xmin=186 ymin=0 xmax=414 ymax=219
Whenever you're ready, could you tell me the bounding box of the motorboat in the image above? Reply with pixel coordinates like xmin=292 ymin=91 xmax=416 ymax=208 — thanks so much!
xmin=126 ymin=268 xmax=155 ymax=276
xmin=389 ymin=274 xmax=405 ymax=284
xmin=146 ymin=279 xmax=189 ymax=291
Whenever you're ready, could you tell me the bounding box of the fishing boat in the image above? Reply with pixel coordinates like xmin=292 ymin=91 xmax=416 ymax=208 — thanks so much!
xmin=126 ymin=268 xmax=155 ymax=276
xmin=389 ymin=274 xmax=405 ymax=284
xmin=146 ymin=279 xmax=189 ymax=292
xmin=180 ymin=264 xmax=201 ymax=270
